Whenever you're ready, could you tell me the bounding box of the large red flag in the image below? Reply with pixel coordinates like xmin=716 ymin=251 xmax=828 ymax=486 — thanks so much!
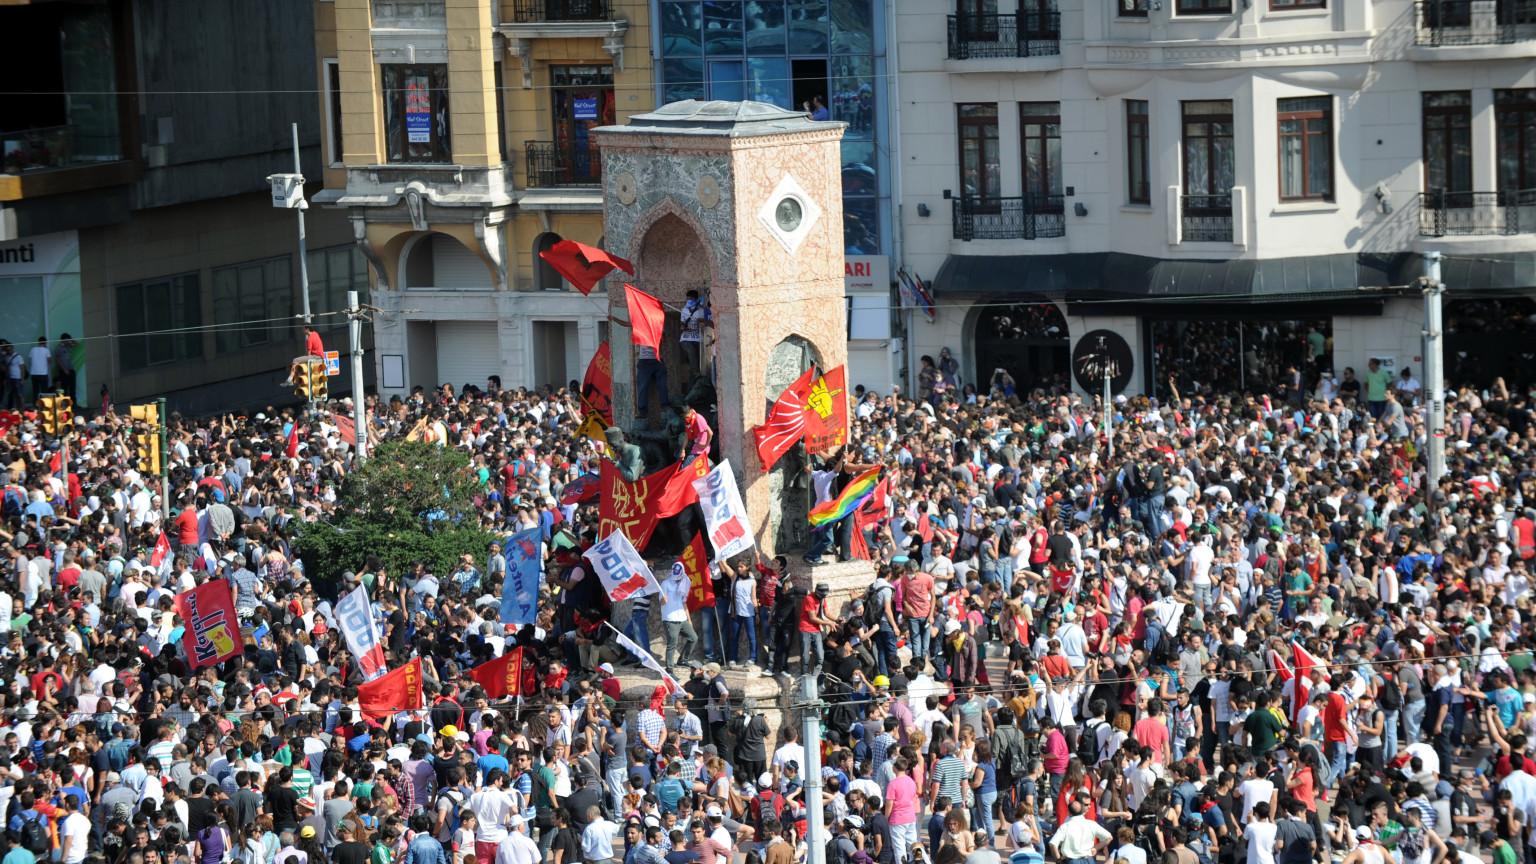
xmin=334 ymin=414 xmax=357 ymax=447
xmin=285 ymin=423 xmax=300 ymax=458
xmin=538 ymin=240 xmax=634 ymax=295
xmin=175 ymin=580 xmax=243 ymax=669
xmin=468 ymin=647 xmax=524 ymax=699
xmin=1291 ymin=642 xmax=1321 ymax=724
xmin=599 ymin=457 xmax=710 ymax=549
xmin=358 ymin=657 xmax=424 ymax=722
xmin=624 ymin=285 xmax=666 ymax=355
xmin=582 ymin=344 xmax=613 ymax=425
xmin=802 ymin=365 xmax=849 ymax=453
xmin=753 ymin=367 xmax=817 ymax=470
xmin=679 ymin=531 xmax=714 ymax=612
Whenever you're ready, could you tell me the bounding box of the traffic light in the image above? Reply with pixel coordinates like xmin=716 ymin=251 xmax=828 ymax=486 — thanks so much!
xmin=293 ymin=358 xmax=327 ymax=401
xmin=130 ymin=403 xmax=161 ymax=476
xmin=38 ymin=395 xmax=71 ymax=435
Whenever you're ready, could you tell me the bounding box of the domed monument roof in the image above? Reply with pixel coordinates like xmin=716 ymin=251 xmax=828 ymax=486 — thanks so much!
xmin=599 ymin=100 xmax=842 ymax=137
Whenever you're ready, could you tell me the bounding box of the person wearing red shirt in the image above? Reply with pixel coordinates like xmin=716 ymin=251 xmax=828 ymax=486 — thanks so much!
xmin=304 ymin=326 xmax=325 ymax=358
xmin=175 ymin=502 xmax=199 ymax=548
xmin=799 ymin=583 xmax=832 ymax=673
xmin=1322 ymin=676 xmax=1352 ymax=780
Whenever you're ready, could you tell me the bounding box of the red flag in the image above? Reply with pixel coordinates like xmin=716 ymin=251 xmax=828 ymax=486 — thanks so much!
xmin=753 ymin=367 xmax=816 ymax=470
xmin=599 ymin=457 xmax=709 ymax=550
xmin=624 ymin=285 xmax=666 ymax=355
xmin=680 ymin=532 xmax=714 ymax=612
xmin=174 ymin=580 xmax=243 ymax=669
xmin=1292 ymin=642 xmax=1321 ymax=724
xmin=538 ymin=240 xmax=634 ymax=295
xmin=334 ymin=414 xmax=357 ymax=447
xmin=358 ymin=657 xmax=424 ymax=722
xmin=802 ymin=365 xmax=849 ymax=453
xmin=48 ymin=450 xmax=62 ymax=476
xmin=285 ymin=423 xmax=299 ymax=458
xmin=581 ymin=344 xmax=613 ymax=426
xmin=150 ymin=532 xmax=172 ymax=568
xmin=560 ymin=473 xmax=601 ymax=505
xmin=849 ymin=480 xmax=888 ymax=561
xmin=468 ymin=647 xmax=524 ymax=699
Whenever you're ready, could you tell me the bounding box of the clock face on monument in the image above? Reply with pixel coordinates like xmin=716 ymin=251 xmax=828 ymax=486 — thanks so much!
xmin=1072 ymin=328 xmax=1135 ymax=394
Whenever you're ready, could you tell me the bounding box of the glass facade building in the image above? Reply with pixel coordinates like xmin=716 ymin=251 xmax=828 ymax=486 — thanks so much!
xmin=653 ymin=0 xmax=890 ymax=254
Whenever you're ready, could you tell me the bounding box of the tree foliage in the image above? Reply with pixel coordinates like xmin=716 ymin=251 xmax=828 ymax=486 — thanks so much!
xmin=296 ymin=440 xmax=496 ymax=592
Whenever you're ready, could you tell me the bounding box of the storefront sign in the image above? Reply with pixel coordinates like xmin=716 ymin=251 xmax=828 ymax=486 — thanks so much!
xmin=0 ymin=232 xmax=78 ymax=277
xmin=405 ymin=78 xmax=431 ymax=144
xmin=573 ymin=97 xmax=599 ymax=120
xmin=844 ymin=254 xmax=889 ymax=294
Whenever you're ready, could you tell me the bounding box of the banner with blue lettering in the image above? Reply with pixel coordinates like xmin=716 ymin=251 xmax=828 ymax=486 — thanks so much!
xmin=500 ymin=528 xmax=543 ymax=626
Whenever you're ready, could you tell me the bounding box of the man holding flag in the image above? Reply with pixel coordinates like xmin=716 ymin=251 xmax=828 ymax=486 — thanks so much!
xmin=804 ymin=448 xmax=881 ymax=566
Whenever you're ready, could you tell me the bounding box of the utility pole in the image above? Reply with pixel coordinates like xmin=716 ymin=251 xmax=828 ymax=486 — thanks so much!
xmin=1422 ymin=251 xmax=1446 ymax=493
xmin=1103 ymin=365 xmax=1113 ymax=463
xmin=802 ymin=674 xmax=825 ymax=864
xmin=158 ymin=396 xmax=169 ymax=521
xmin=267 ymin=124 xmax=312 ymax=325
xmin=347 ymin=290 xmax=368 ymax=459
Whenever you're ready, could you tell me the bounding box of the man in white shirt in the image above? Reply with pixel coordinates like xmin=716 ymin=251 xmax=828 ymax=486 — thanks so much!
xmin=1238 ymin=762 xmax=1277 ymax=821
xmin=1243 ymin=802 xmax=1278 ymax=864
xmin=59 ymin=794 xmax=91 ymax=864
xmin=494 ymin=816 xmax=541 ymax=864
xmin=1049 ymin=795 xmax=1111 ymax=864
xmin=659 ymin=562 xmax=697 ymax=669
xmin=579 ymin=805 xmax=622 ymax=863
xmin=26 ymin=338 xmax=50 ymax=401
xmin=468 ymin=770 xmax=515 ymax=864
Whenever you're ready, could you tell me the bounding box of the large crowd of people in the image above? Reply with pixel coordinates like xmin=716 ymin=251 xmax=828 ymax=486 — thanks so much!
xmin=0 ymin=348 xmax=1531 ymax=864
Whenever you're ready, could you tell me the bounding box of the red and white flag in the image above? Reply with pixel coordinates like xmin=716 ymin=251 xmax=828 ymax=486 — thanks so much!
xmin=752 ymin=367 xmax=816 ymax=470
xmin=691 ymin=461 xmax=754 ymax=560
xmin=150 ymin=532 xmax=172 ymax=569
xmin=606 ymin=622 xmax=680 ymax=694
xmin=583 ymin=530 xmax=660 ymax=602
xmin=1291 ymin=642 xmax=1323 ymax=723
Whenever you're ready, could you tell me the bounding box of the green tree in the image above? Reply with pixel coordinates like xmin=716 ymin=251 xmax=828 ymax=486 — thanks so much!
xmin=296 ymin=440 xmax=496 ymax=593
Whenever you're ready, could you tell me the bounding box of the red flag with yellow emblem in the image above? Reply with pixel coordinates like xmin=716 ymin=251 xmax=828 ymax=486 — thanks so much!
xmin=802 ymin=365 xmax=849 ymax=453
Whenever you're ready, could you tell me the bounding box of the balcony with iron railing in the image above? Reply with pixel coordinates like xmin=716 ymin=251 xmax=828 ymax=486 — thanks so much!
xmin=952 ymin=195 xmax=1066 ymax=241
xmin=511 ymin=0 xmax=609 ymax=21
xmin=1419 ymin=190 xmax=1536 ymax=236
xmin=1180 ymin=193 xmax=1234 ymax=243
xmin=947 ymin=12 xmax=1062 ymax=59
xmin=524 ymin=140 xmax=602 ymax=188
xmin=1413 ymin=0 xmax=1536 ymax=45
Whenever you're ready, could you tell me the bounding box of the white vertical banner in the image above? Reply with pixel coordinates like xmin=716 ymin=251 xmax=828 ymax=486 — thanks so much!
xmin=336 ymin=585 xmax=387 ymax=680
xmin=691 ymin=461 xmax=755 ymax=560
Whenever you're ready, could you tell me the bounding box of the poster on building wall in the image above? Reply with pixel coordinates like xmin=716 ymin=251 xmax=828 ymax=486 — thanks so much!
xmin=405 ymin=76 xmax=432 ymax=143
xmin=573 ymin=97 xmax=599 ymax=120
xmin=0 ymin=231 xmax=85 ymax=407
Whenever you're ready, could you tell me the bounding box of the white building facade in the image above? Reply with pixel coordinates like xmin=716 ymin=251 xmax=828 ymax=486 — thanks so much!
xmin=895 ymin=0 xmax=1536 ymax=399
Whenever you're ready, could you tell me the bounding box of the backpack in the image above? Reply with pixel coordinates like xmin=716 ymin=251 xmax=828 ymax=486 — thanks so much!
xmin=864 ymin=583 xmax=888 ymax=629
xmin=750 ymin=789 xmax=785 ymax=832
xmin=1078 ymin=719 xmax=1105 ymax=766
xmin=827 ymin=836 xmax=851 ymax=864
xmin=20 ymin=811 xmax=49 ymax=854
xmin=436 ymin=788 xmax=465 ymax=841
xmin=1378 ymin=674 xmax=1402 ymax=711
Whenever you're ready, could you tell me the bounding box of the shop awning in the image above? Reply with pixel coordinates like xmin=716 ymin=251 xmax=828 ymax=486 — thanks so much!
xmin=928 ymin=251 xmax=1533 ymax=301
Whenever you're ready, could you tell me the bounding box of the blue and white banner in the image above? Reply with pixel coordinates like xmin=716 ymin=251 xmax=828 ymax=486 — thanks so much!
xmin=336 ymin=584 xmax=386 ymax=680
xmin=584 ymin=530 xmax=660 ymax=602
xmin=499 ymin=528 xmax=543 ymax=626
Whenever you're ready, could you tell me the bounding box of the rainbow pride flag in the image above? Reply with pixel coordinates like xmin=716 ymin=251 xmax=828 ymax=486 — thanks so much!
xmin=809 ymin=466 xmax=882 ymax=527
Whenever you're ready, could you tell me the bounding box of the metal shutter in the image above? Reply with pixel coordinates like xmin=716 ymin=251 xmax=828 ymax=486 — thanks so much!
xmin=434 ymin=321 xmax=501 ymax=391
xmin=430 ymin=234 xmax=492 ymax=289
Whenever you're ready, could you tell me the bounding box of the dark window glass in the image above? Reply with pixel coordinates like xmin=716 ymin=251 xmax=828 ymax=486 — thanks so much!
xmin=1495 ymin=89 xmax=1536 ymax=193
xmin=1182 ymin=100 xmax=1234 ymax=196
xmin=661 ymin=1 xmax=705 ymax=55
xmin=382 ymin=64 xmax=451 ymax=163
xmin=115 ymin=275 xmax=202 ymax=371
xmin=1020 ymin=102 xmax=1062 ymax=200
xmin=1422 ymin=91 xmax=1472 ymax=197
xmin=326 ymin=61 xmax=344 ymax=164
xmin=213 ymin=256 xmax=294 ymax=354
xmin=703 ymin=1 xmax=744 ymax=54
xmin=958 ymin=103 xmax=1001 ymax=202
xmin=788 ymin=0 xmax=829 ymax=52
xmin=1126 ymin=100 xmax=1150 ymax=204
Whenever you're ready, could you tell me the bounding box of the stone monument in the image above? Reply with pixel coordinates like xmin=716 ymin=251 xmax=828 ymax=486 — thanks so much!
xmin=595 ymin=101 xmax=847 ymax=555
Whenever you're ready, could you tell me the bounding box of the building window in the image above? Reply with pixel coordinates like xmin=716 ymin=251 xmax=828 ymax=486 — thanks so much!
xmin=1119 ymin=0 xmax=1149 ymax=17
xmin=494 ymin=62 xmax=509 ymax=166
xmin=1126 ymin=100 xmax=1150 ymax=204
xmin=1423 ymin=91 xmax=1472 ymax=198
xmin=306 ymin=245 xmax=371 ymax=331
xmin=534 ymin=233 xmax=565 ymax=291
xmin=1177 ymin=0 xmax=1231 ymax=15
xmin=958 ymin=103 xmax=1000 ymax=202
xmin=323 ymin=59 xmax=343 ymax=166
xmin=382 ymin=64 xmax=450 ymax=163
xmin=1020 ymin=102 xmax=1062 ymax=201
xmin=1182 ymin=100 xmax=1234 ymax=196
xmin=1496 ymin=89 xmax=1536 ymax=194
xmin=1277 ymin=96 xmax=1332 ymax=201
xmin=212 ymin=256 xmax=293 ymax=354
xmin=115 ymin=274 xmax=202 ymax=371
xmin=1270 ymin=0 xmax=1324 ymax=10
